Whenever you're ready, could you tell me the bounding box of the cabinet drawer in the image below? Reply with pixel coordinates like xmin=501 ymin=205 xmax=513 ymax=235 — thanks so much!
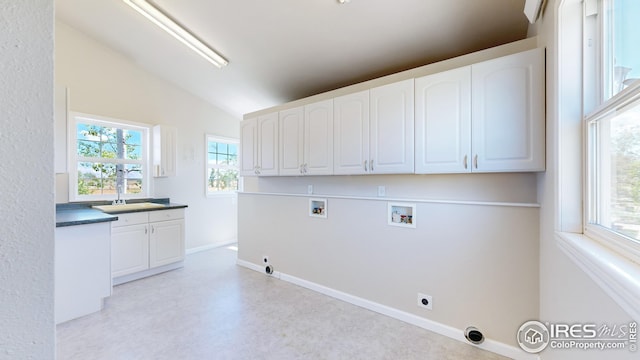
xmin=149 ymin=208 xmax=184 ymax=222
xmin=111 ymin=212 xmax=149 ymax=227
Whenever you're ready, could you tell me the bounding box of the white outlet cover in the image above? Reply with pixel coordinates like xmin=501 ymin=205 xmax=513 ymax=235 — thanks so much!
xmin=378 ymin=186 xmax=385 ymax=197
xmin=307 ymin=185 xmax=313 ymax=194
xmin=417 ymin=293 xmax=433 ymax=310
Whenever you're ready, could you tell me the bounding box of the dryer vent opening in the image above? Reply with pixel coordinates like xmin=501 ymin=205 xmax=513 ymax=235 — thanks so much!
xmin=265 ymin=265 xmax=274 ymax=275
xmin=464 ymin=326 xmax=484 ymax=345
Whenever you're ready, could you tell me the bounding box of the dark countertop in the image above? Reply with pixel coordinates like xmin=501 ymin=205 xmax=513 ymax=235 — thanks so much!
xmin=56 ymin=208 xmax=118 ymax=228
xmin=56 ymin=198 xmax=188 ymax=227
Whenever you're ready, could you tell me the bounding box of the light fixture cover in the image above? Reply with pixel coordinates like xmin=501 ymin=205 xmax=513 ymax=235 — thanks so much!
xmin=123 ymin=0 xmax=228 ymax=68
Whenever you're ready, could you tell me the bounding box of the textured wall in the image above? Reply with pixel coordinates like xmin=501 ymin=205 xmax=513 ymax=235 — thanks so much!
xmin=0 ymin=1 xmax=55 ymax=359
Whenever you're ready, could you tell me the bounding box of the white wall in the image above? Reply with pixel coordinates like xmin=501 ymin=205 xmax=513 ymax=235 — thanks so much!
xmin=54 ymin=21 xmax=240 ymax=250
xmin=240 ymin=171 xmax=540 ymax=356
xmin=0 ymin=1 xmax=55 ymax=358
xmin=536 ymin=1 xmax=637 ymax=359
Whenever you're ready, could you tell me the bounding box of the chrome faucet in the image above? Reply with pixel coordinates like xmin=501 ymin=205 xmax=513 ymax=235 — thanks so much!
xmin=112 ymin=185 xmax=127 ymax=205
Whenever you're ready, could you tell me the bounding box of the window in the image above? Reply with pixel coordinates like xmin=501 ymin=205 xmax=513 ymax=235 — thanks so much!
xmin=206 ymin=135 xmax=238 ymax=195
xmin=70 ymin=113 xmax=150 ymax=201
xmin=585 ymin=0 xmax=640 ymax=255
xmin=601 ymin=0 xmax=640 ymax=101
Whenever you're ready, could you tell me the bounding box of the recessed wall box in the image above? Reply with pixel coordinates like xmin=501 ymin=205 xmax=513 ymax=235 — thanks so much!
xmin=388 ymin=202 xmax=416 ymax=228
xmin=309 ymin=198 xmax=327 ymax=218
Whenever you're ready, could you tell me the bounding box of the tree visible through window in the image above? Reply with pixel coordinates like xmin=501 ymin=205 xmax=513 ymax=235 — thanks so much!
xmin=207 ymin=136 xmax=238 ymax=194
xmin=585 ymin=0 xmax=640 ymax=246
xmin=71 ymin=114 xmax=149 ymax=201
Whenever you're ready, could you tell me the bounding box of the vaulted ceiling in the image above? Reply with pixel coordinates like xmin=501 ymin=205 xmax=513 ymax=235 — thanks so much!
xmin=56 ymin=0 xmax=530 ymax=118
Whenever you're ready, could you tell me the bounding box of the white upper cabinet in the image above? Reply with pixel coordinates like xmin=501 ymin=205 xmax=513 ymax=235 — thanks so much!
xmin=279 ymin=107 xmax=304 ymax=176
xmin=415 ymin=67 xmax=472 ymax=174
xmin=370 ymin=79 xmax=415 ymax=174
xmin=279 ymin=100 xmax=334 ymax=176
xmin=334 ymin=79 xmax=414 ymax=175
xmin=243 ymin=47 xmax=545 ymax=177
xmin=153 ymin=125 xmax=177 ymax=177
xmin=471 ymin=47 xmax=545 ymax=172
xmin=239 ymin=118 xmax=257 ymax=176
xmin=333 ymin=90 xmax=370 ymax=175
xmin=240 ymin=113 xmax=279 ymax=176
xmin=54 ymin=84 xmax=68 ymax=174
xmin=257 ymin=113 xmax=279 ymax=175
xmin=415 ymin=48 xmax=545 ymax=174
xmin=304 ymin=99 xmax=333 ymax=175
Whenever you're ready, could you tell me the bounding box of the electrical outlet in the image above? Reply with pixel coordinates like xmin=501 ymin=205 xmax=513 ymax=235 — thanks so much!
xmin=308 ymin=185 xmax=313 ymax=194
xmin=378 ymin=186 xmax=386 ymax=197
xmin=417 ymin=293 xmax=432 ymax=310
xmin=262 ymin=256 xmax=269 ymax=265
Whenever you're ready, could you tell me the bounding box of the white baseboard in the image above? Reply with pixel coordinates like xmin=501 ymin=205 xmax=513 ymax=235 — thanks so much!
xmin=186 ymin=241 xmax=237 ymax=255
xmin=236 ymin=259 xmax=538 ymax=360
xmin=113 ymin=261 xmax=184 ymax=286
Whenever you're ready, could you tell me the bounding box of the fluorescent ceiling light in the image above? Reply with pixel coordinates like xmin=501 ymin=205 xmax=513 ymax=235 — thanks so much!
xmin=123 ymin=0 xmax=228 ymax=68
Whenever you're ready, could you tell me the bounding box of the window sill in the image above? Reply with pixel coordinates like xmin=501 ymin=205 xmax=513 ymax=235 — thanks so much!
xmin=556 ymin=231 xmax=640 ymax=320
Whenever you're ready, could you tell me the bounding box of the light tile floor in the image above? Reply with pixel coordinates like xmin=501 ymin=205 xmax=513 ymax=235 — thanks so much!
xmin=56 ymin=246 xmax=509 ymax=360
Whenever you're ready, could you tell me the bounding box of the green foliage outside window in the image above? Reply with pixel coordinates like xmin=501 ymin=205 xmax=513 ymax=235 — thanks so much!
xmin=76 ymin=123 xmax=143 ymax=196
xmin=207 ymin=139 xmax=238 ymax=193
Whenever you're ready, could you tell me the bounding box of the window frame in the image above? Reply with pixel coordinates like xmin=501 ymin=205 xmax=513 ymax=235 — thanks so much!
xmin=68 ymin=112 xmax=151 ymax=202
xmin=583 ymin=0 xmax=640 ymax=263
xmin=584 ymin=81 xmax=640 ymax=262
xmin=205 ymin=134 xmax=239 ymax=197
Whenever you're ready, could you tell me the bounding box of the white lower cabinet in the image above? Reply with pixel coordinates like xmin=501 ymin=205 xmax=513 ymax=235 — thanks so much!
xmin=55 ymin=222 xmax=111 ymax=324
xmin=149 ymin=209 xmax=185 ymax=268
xmin=111 ymin=209 xmax=185 ymax=284
xmin=111 ymin=224 xmax=149 ymax=278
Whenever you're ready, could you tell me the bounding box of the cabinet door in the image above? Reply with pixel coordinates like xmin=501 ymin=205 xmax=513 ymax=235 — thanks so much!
xmin=257 ymin=112 xmax=279 ymax=176
xmin=239 ymin=118 xmax=257 ymax=176
xmin=370 ymin=79 xmax=415 ymax=174
xmin=111 ymin=224 xmax=149 ymax=278
xmin=54 ymin=84 xmax=68 ymax=174
xmin=149 ymin=219 xmax=185 ymax=268
xmin=415 ymin=67 xmax=472 ymax=173
xmin=472 ymin=48 xmax=545 ymax=172
xmin=153 ymin=125 xmax=177 ymax=177
xmin=304 ymin=99 xmax=333 ymax=175
xmin=279 ymin=107 xmax=305 ymax=176
xmin=333 ymin=90 xmax=370 ymax=175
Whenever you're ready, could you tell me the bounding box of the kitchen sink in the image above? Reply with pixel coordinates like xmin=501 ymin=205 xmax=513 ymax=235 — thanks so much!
xmin=92 ymin=202 xmax=166 ymax=213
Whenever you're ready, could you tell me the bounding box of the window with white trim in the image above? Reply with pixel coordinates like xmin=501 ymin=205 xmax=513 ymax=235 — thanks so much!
xmin=585 ymin=0 xmax=640 ymax=253
xmin=206 ymin=135 xmax=238 ymax=195
xmin=70 ymin=113 xmax=150 ymax=201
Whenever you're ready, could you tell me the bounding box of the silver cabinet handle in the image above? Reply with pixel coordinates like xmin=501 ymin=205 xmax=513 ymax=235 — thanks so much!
xmin=370 ymin=159 xmax=374 ymax=172
xmin=300 ymin=164 xmax=304 ymax=174
xmin=145 ymin=226 xmax=147 ymax=234
xmin=474 ymin=155 xmax=478 ymax=169
xmin=464 ymin=155 xmax=468 ymax=169
xmin=304 ymin=163 xmax=308 ymax=174
xmin=151 ymin=226 xmax=155 ymax=234
xmin=364 ymin=160 xmax=368 ymax=172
